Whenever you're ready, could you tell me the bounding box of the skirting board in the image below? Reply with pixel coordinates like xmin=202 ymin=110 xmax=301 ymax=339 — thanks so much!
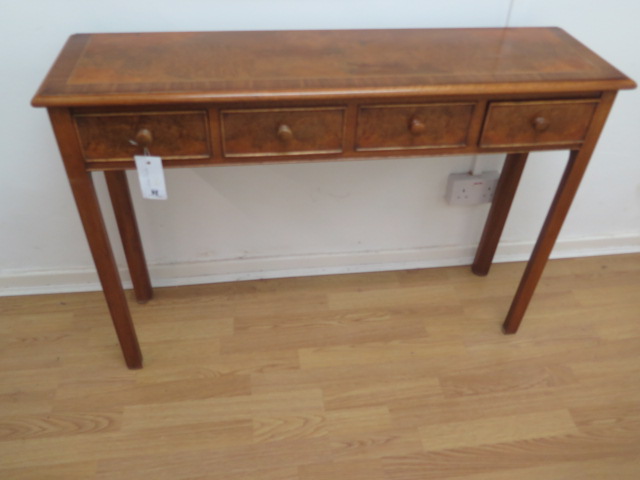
xmin=2 ymin=234 xmax=639 ymax=296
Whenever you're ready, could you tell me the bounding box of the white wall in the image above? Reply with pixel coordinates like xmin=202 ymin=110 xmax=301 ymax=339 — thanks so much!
xmin=1 ymin=0 xmax=638 ymax=295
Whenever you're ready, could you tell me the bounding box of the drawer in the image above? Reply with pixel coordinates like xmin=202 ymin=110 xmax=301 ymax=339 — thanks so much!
xmin=480 ymin=100 xmax=598 ymax=148
xmin=356 ymin=103 xmax=475 ymax=151
xmin=74 ymin=111 xmax=211 ymax=162
xmin=221 ymin=108 xmax=345 ymax=157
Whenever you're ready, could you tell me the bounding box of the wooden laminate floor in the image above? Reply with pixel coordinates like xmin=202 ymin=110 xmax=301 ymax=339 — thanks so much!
xmin=1 ymin=253 xmax=639 ymax=479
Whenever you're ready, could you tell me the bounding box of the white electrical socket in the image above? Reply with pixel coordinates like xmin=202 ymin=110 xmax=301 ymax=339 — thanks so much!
xmin=445 ymin=171 xmax=499 ymax=206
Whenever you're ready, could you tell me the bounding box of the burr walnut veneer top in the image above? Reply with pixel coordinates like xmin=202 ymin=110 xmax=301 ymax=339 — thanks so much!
xmin=32 ymin=28 xmax=635 ymax=107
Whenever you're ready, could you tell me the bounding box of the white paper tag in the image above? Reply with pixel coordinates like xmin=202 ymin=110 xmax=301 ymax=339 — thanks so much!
xmin=134 ymin=155 xmax=167 ymax=200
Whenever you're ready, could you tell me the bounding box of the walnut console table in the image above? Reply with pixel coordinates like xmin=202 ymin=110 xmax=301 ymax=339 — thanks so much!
xmin=32 ymin=28 xmax=635 ymax=368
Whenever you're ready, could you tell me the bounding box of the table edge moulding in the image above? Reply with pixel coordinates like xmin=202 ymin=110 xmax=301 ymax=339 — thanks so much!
xmin=31 ymin=27 xmax=636 ymax=368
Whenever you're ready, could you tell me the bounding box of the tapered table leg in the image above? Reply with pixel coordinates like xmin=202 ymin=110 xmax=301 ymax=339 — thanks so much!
xmin=472 ymin=152 xmax=528 ymax=276
xmin=502 ymin=150 xmax=583 ymax=333
xmin=502 ymin=91 xmax=618 ymax=334
xmin=69 ymin=171 xmax=143 ymax=368
xmin=105 ymin=170 xmax=153 ymax=304
xmin=48 ymin=108 xmax=143 ymax=369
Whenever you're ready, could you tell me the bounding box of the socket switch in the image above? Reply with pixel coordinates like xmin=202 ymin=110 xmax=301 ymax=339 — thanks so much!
xmin=445 ymin=171 xmax=499 ymax=205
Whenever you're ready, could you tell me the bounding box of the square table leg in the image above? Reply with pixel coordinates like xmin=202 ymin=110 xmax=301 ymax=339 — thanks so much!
xmin=472 ymin=152 xmax=528 ymax=276
xmin=502 ymin=91 xmax=618 ymax=333
xmin=105 ymin=170 xmax=153 ymax=304
xmin=48 ymin=108 xmax=143 ymax=369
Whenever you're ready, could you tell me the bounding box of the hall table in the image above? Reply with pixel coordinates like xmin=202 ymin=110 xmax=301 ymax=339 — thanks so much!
xmin=32 ymin=28 xmax=635 ymax=368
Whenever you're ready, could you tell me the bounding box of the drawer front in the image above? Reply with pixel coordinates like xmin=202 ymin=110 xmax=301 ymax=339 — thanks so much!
xmin=75 ymin=111 xmax=211 ymax=162
xmin=480 ymin=100 xmax=598 ymax=148
xmin=221 ymin=108 xmax=345 ymax=157
xmin=356 ymin=103 xmax=475 ymax=151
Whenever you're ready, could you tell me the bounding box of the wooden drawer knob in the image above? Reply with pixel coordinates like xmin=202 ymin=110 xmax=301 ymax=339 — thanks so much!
xmin=409 ymin=117 xmax=426 ymax=135
xmin=532 ymin=116 xmax=550 ymax=132
xmin=277 ymin=124 xmax=294 ymax=142
xmin=135 ymin=128 xmax=153 ymax=148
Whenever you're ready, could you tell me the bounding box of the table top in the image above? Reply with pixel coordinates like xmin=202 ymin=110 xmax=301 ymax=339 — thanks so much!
xmin=32 ymin=27 xmax=635 ymax=107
